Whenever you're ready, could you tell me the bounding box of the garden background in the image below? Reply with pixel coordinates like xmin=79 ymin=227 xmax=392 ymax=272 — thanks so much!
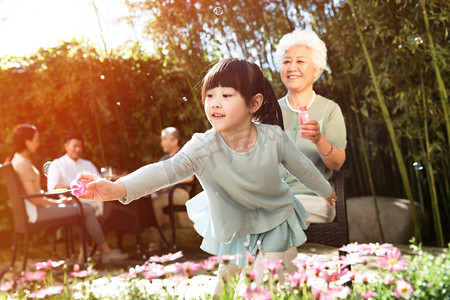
xmin=0 ymin=0 xmax=448 ymax=248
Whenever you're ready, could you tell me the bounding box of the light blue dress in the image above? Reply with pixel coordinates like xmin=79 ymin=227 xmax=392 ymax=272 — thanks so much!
xmin=118 ymin=123 xmax=332 ymax=267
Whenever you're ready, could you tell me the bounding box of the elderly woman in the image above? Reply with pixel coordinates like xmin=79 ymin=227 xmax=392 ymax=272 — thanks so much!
xmin=274 ymin=30 xmax=347 ymax=225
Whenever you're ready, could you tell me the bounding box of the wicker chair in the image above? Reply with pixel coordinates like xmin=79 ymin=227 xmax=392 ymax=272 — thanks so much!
xmin=304 ymin=170 xmax=350 ymax=249
xmin=0 ymin=163 xmax=88 ymax=271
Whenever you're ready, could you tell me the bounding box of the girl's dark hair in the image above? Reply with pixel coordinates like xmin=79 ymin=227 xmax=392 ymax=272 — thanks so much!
xmin=201 ymin=58 xmax=284 ymax=130
xmin=6 ymin=124 xmax=37 ymax=162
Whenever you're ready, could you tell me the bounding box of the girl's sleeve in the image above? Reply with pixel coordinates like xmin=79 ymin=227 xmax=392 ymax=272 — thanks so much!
xmin=278 ymin=127 xmax=332 ymax=199
xmin=117 ymin=135 xmax=201 ymax=204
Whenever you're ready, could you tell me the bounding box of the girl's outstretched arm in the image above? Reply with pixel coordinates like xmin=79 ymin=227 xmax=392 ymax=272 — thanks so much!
xmin=278 ymin=127 xmax=336 ymax=203
xmin=76 ymin=173 xmax=126 ymax=201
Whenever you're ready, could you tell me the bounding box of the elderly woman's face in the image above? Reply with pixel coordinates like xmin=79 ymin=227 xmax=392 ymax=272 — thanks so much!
xmin=280 ymin=45 xmax=316 ymax=93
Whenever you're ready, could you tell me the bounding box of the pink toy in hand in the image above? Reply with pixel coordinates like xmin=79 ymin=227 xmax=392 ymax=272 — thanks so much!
xmin=70 ymin=180 xmax=87 ymax=197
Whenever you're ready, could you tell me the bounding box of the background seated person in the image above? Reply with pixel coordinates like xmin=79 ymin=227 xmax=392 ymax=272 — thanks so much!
xmin=274 ymin=30 xmax=347 ymax=225
xmin=149 ymin=127 xmax=194 ymax=249
xmin=8 ymin=124 xmax=127 ymax=262
xmin=47 ymin=133 xmax=103 ymax=217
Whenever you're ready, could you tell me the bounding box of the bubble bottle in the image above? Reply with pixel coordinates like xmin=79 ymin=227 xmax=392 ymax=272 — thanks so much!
xmin=299 ymin=106 xmax=309 ymax=125
xmin=70 ymin=180 xmax=87 ymax=197
xmin=299 ymin=106 xmax=309 ymax=137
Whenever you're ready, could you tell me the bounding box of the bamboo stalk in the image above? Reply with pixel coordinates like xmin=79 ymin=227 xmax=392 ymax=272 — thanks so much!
xmin=441 ymin=159 xmax=450 ymax=218
xmin=420 ymin=73 xmax=444 ymax=247
xmin=420 ymin=0 xmax=449 ymax=147
xmin=349 ymin=0 xmax=421 ymax=241
xmin=409 ymin=138 xmax=425 ymax=214
xmin=345 ymin=69 xmax=385 ymax=242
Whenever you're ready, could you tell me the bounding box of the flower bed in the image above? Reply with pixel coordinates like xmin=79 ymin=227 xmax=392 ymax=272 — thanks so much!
xmin=1 ymin=241 xmax=448 ymax=299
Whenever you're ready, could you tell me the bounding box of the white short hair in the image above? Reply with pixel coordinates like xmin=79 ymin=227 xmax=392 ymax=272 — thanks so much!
xmin=274 ymin=30 xmax=327 ymax=82
xmin=161 ymin=127 xmax=180 ymax=141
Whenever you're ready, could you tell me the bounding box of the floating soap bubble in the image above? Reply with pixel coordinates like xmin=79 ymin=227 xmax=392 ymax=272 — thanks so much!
xmin=116 ymin=101 xmax=121 ymax=106
xmin=100 ymin=74 xmax=105 ymax=80
xmin=182 ymin=96 xmax=188 ymax=102
xmin=414 ymin=36 xmax=423 ymax=45
xmin=412 ymin=161 xmax=424 ymax=171
xmin=213 ymin=6 xmax=223 ymax=16
xmin=42 ymin=161 xmax=52 ymax=177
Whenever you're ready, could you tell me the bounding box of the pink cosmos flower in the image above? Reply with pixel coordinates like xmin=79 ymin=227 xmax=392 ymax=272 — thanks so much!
xmin=148 ymin=251 xmax=183 ymax=264
xmin=309 ymin=254 xmax=330 ymax=269
xmin=69 ymin=269 xmax=95 ymax=278
xmin=311 ymin=286 xmax=322 ymax=298
xmin=169 ymin=273 xmax=188 ymax=285
xmin=322 ymin=286 xmax=351 ymax=299
xmin=262 ymin=258 xmax=284 ymax=275
xmin=28 ymin=285 xmax=64 ymax=299
xmin=339 ymin=242 xmax=363 ymax=253
xmin=376 ymin=248 xmax=409 ymax=272
xmin=357 ymin=290 xmax=377 ymax=299
xmin=320 ymin=268 xmax=354 ymax=287
xmin=246 ymin=253 xmax=255 ymax=264
xmin=359 ymin=273 xmax=369 ymax=284
xmin=217 ymin=254 xmax=243 ymax=264
xmin=0 ymin=281 xmax=14 ymax=292
xmin=73 ymin=264 xmax=80 ymax=272
xmin=35 ymin=259 xmax=65 ymax=270
xmin=247 ymin=269 xmax=258 ymax=281
xmin=143 ymin=267 xmax=168 ymax=281
xmin=367 ymin=242 xmax=395 ymax=256
xmin=19 ymin=271 xmax=47 ymax=282
xmin=70 ymin=180 xmax=87 ymax=197
xmin=287 ymin=270 xmax=307 ymax=288
xmin=339 ymin=252 xmax=367 ymax=269
xmin=243 ymin=288 xmax=272 ymax=300
xmin=384 ymin=274 xmax=395 ymax=285
xmin=126 ymin=264 xmax=146 ymax=278
xmin=199 ymin=257 xmax=218 ymax=272
xmin=175 ymin=261 xmax=202 ymax=277
xmin=393 ymin=279 xmax=414 ymax=299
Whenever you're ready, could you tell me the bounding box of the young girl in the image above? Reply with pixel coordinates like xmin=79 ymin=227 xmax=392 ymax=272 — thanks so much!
xmin=76 ymin=58 xmax=337 ymax=293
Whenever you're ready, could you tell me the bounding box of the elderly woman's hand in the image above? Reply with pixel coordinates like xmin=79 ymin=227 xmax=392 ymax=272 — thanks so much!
xmin=325 ymin=187 xmax=337 ymax=207
xmin=300 ymin=120 xmax=322 ymax=143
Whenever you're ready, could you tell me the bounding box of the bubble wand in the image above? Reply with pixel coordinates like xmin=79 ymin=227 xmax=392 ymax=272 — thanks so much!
xmin=42 ymin=161 xmax=88 ymax=197
xmin=47 ymin=181 xmax=87 ymax=197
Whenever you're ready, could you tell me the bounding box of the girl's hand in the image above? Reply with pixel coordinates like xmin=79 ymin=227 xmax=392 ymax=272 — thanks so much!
xmin=300 ymin=120 xmax=321 ymax=143
xmin=75 ymin=173 xmax=126 ymax=201
xmin=325 ymin=187 xmax=337 ymax=207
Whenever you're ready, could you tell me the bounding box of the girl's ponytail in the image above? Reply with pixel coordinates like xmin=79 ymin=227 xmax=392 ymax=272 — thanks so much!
xmin=254 ymin=77 xmax=284 ymax=130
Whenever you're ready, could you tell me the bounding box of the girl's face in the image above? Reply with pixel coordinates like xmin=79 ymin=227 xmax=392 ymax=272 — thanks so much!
xmin=25 ymin=131 xmax=40 ymax=154
xmin=204 ymin=86 xmax=253 ymax=134
xmin=280 ymin=45 xmax=317 ymax=93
